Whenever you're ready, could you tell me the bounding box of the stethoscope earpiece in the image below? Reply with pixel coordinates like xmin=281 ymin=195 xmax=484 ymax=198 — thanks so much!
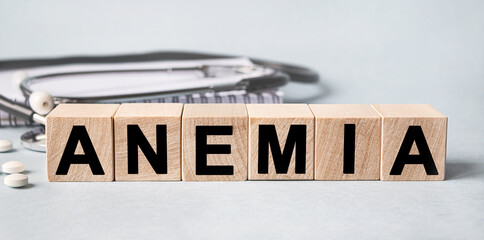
xmin=11 ymin=71 xmax=28 ymax=90
xmin=29 ymin=91 xmax=54 ymax=116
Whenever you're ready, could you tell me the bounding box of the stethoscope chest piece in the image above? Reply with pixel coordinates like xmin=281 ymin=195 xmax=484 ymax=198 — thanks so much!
xmin=20 ymin=127 xmax=46 ymax=152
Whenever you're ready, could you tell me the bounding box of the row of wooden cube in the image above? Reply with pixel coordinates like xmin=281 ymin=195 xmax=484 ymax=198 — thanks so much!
xmin=46 ymin=103 xmax=447 ymax=182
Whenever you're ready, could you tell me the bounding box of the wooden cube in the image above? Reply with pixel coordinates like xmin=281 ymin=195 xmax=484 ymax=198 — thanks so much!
xmin=114 ymin=103 xmax=183 ymax=181
xmin=247 ymin=104 xmax=314 ymax=180
xmin=46 ymin=104 xmax=120 ymax=182
xmin=372 ymin=104 xmax=447 ymax=181
xmin=182 ymin=104 xmax=248 ymax=181
xmin=309 ymin=104 xmax=381 ymax=180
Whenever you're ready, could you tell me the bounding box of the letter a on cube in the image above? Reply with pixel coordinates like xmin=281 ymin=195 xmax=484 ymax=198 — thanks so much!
xmin=46 ymin=104 xmax=119 ymax=182
xmin=372 ymin=104 xmax=447 ymax=181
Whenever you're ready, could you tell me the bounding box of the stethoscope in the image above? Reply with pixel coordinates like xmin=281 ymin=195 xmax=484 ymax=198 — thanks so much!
xmin=0 ymin=51 xmax=319 ymax=152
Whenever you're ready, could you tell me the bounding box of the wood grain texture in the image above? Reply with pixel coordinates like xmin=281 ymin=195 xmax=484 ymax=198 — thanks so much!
xmin=182 ymin=104 xmax=248 ymax=181
xmin=309 ymin=104 xmax=381 ymax=180
xmin=46 ymin=104 xmax=120 ymax=182
xmin=372 ymin=104 xmax=447 ymax=181
xmin=247 ymin=104 xmax=314 ymax=180
xmin=114 ymin=103 xmax=183 ymax=181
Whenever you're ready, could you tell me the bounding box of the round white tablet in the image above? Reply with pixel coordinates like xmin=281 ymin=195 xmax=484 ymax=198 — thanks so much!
xmin=0 ymin=139 xmax=13 ymax=152
xmin=4 ymin=174 xmax=28 ymax=188
xmin=2 ymin=161 xmax=25 ymax=174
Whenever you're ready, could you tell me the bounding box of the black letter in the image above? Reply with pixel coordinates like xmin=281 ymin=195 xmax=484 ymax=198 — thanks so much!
xmin=343 ymin=124 xmax=356 ymax=174
xmin=390 ymin=126 xmax=438 ymax=175
xmin=196 ymin=126 xmax=233 ymax=175
xmin=56 ymin=126 xmax=105 ymax=175
xmin=127 ymin=125 xmax=167 ymax=174
xmin=258 ymin=125 xmax=306 ymax=174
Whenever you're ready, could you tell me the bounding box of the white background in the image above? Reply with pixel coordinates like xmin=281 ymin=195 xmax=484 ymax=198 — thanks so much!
xmin=0 ymin=0 xmax=483 ymax=239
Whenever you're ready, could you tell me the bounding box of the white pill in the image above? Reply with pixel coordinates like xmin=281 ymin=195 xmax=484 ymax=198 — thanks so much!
xmin=4 ymin=174 xmax=28 ymax=188
xmin=0 ymin=139 xmax=13 ymax=152
xmin=29 ymin=91 xmax=55 ymax=115
xmin=2 ymin=161 xmax=25 ymax=173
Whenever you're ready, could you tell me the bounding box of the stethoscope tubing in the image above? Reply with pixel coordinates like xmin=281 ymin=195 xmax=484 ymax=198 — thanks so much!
xmin=0 ymin=51 xmax=319 ymax=83
xmin=0 ymin=51 xmax=319 ymax=124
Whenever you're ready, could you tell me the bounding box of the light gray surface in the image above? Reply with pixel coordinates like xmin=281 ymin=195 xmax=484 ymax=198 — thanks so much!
xmin=0 ymin=0 xmax=483 ymax=239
